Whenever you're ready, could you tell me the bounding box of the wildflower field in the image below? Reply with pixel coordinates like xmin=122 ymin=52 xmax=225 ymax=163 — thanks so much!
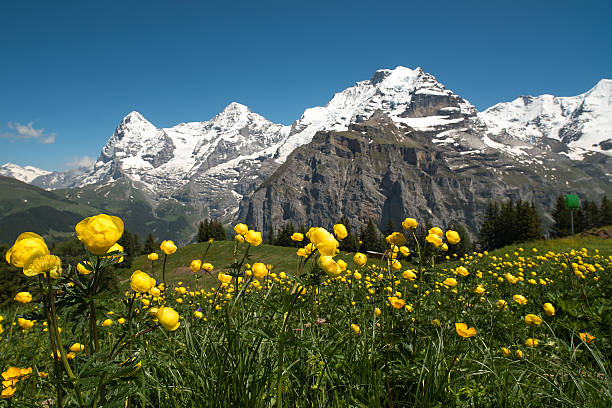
xmin=1 ymin=215 xmax=612 ymax=407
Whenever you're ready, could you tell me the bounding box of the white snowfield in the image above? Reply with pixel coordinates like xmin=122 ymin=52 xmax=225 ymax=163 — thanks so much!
xmin=0 ymin=162 xmax=51 ymax=183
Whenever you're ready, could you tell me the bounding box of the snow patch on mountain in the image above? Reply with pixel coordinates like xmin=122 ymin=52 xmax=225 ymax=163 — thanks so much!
xmin=479 ymin=79 xmax=612 ymax=157
xmin=0 ymin=163 xmax=51 ymax=183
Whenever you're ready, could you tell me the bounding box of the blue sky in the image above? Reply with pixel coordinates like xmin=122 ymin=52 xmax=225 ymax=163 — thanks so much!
xmin=1 ymin=0 xmax=610 ymax=171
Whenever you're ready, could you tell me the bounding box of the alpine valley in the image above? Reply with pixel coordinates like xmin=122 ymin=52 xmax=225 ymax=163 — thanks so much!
xmin=1 ymin=67 xmax=611 ymax=244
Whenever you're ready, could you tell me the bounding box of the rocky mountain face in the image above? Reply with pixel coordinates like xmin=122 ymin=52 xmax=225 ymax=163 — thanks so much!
xmin=238 ymin=112 xmax=612 ymax=238
xmin=2 ymin=66 xmax=610 ymax=242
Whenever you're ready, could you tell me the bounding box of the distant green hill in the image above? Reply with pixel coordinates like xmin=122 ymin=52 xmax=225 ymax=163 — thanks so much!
xmin=0 ymin=176 xmax=198 ymax=245
xmin=0 ymin=176 xmax=100 ymax=243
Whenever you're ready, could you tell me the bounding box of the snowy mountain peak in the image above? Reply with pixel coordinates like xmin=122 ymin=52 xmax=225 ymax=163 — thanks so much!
xmin=0 ymin=162 xmax=51 ymax=183
xmin=275 ymin=65 xmax=476 ymax=161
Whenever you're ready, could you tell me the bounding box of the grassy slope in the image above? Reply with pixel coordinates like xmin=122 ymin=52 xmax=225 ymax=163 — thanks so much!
xmin=125 ymin=230 xmax=612 ymax=289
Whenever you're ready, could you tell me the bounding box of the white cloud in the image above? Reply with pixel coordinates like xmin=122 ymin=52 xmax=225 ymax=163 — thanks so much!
xmin=63 ymin=156 xmax=96 ymax=168
xmin=3 ymin=121 xmax=56 ymax=144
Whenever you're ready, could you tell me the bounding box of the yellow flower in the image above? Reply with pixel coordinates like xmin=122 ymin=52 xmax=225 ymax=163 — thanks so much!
xmin=218 ymin=272 xmax=232 ymax=284
xmin=402 ymin=269 xmax=417 ymax=280
xmin=189 ymin=259 xmax=202 ymax=273
xmin=524 ymin=314 xmax=542 ymax=327
xmin=130 ymin=270 xmax=156 ymax=293
xmin=235 ymin=234 xmax=245 ymax=243
xmin=290 ymin=232 xmax=304 ymax=242
xmin=386 ymin=232 xmax=406 ymax=246
xmin=474 ymin=285 xmax=485 ymax=296
xmin=23 ymin=255 xmax=62 ymax=278
xmin=443 ymin=277 xmax=457 ymax=287
xmin=455 ymin=322 xmax=476 ymax=338
xmin=69 ymin=343 xmax=85 ymax=352
xmin=425 ymin=234 xmax=442 ymax=248
xmin=17 ymin=318 xmax=34 ymax=329
xmin=513 ymin=295 xmax=527 ymax=305
xmin=318 ymin=256 xmax=341 ymax=278
xmin=445 ymin=230 xmax=460 ymax=245
xmin=156 ymin=306 xmax=180 ymax=331
xmin=147 ymin=253 xmax=158 ymax=261
xmin=14 ymin=292 xmax=32 ymax=304
xmin=75 ymin=214 xmax=124 ymax=255
xmin=149 ymin=287 xmax=161 ymax=297
xmin=234 ymin=223 xmax=248 ymax=235
xmin=579 ymin=332 xmax=595 ymax=343
xmin=194 ymin=311 xmax=203 ymax=319
xmin=333 ymin=224 xmax=348 ymax=240
xmin=428 ymin=227 xmax=443 ymax=238
xmin=456 ymin=266 xmax=469 ymax=276
xmin=337 ymin=259 xmax=347 ymax=272
xmin=160 ymin=240 xmax=177 ymax=255
xmin=353 ymin=252 xmax=367 ymax=267
xmin=6 ymin=232 xmax=50 ymax=269
xmin=391 ymin=259 xmax=401 ymax=270
xmin=401 ymin=218 xmax=418 ymax=230
xmin=515 ymin=349 xmax=523 ymax=359
xmin=543 ymin=303 xmax=555 ymax=317
xmin=244 ymin=230 xmax=262 ymax=246
xmin=101 ymin=319 xmax=113 ymax=327
xmin=374 ymin=307 xmax=381 ymax=316
xmin=350 ymin=323 xmax=361 ymax=334
xmin=202 ymin=263 xmax=214 ymax=272
xmin=77 ymin=260 xmax=94 ymax=275
xmin=252 ymin=263 xmax=269 ymax=280
xmin=525 ymin=338 xmax=539 ymax=348
xmin=388 ymin=296 xmax=406 ymax=309
xmin=118 ymin=318 xmax=126 ymax=324
xmin=501 ymin=347 xmax=512 ymax=357
xmin=105 ymin=243 xmax=124 ymax=264
xmin=399 ymin=246 xmax=410 ymax=256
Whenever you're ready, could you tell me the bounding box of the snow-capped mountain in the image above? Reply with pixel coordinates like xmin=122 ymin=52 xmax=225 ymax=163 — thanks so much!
xmin=479 ymin=79 xmax=612 ymax=158
xmin=274 ymin=66 xmax=477 ymax=162
xmin=0 ymin=163 xmax=51 ymax=183
xmin=3 ymin=66 xmax=610 ymax=242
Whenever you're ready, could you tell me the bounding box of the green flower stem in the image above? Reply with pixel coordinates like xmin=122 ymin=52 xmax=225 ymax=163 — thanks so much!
xmin=276 ymin=285 xmax=305 ymax=408
xmin=38 ymin=277 xmax=64 ymax=408
xmin=45 ymin=272 xmax=85 ymax=408
xmin=161 ymin=254 xmax=168 ymax=289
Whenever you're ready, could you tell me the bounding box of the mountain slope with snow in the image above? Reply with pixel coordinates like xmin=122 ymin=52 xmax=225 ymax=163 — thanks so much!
xmin=0 ymin=163 xmax=51 ymax=183
xmin=479 ymin=78 xmax=612 ymax=158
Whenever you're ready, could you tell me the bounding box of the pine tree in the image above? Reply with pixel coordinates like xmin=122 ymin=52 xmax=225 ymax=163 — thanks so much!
xmin=267 ymin=223 xmax=275 ymax=245
xmin=338 ymin=216 xmax=357 ymax=252
xmin=599 ymin=196 xmax=612 ymax=227
xmin=144 ymin=232 xmax=158 ymax=254
xmin=133 ymin=233 xmax=143 ymax=256
xmin=360 ymin=219 xmax=381 ymax=253
xmin=274 ymin=222 xmax=295 ymax=247
xmin=447 ymin=222 xmax=472 ymax=257
xmin=551 ymin=195 xmax=571 ymax=237
xmin=383 ymin=218 xmax=395 ymax=236
xmin=479 ymin=202 xmax=499 ymax=251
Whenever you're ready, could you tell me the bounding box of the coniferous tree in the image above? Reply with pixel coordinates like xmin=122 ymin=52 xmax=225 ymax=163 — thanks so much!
xmin=383 ymin=218 xmax=395 ymax=236
xmin=133 ymin=233 xmax=143 ymax=256
xmin=360 ymin=219 xmax=381 ymax=253
xmin=447 ymin=222 xmax=472 ymax=257
xmin=274 ymin=222 xmax=295 ymax=247
xmin=479 ymin=202 xmax=499 ymax=251
xmin=338 ymin=216 xmax=358 ymax=252
xmin=551 ymin=195 xmax=572 ymax=237
xmin=144 ymin=232 xmax=158 ymax=254
xmin=267 ymin=223 xmax=275 ymax=245
xmin=599 ymin=196 xmax=612 ymax=227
